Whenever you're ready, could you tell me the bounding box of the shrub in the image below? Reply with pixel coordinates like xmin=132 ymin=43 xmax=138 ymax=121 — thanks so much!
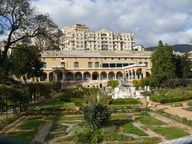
xmin=71 ymin=98 xmax=84 ymax=106
xmin=181 ymin=117 xmax=188 ymax=123
xmin=83 ymin=103 xmax=111 ymax=130
xmin=107 ymin=80 xmax=118 ymax=89
xmin=132 ymin=107 xmax=142 ymax=112
xmin=74 ymin=125 xmax=104 ymax=144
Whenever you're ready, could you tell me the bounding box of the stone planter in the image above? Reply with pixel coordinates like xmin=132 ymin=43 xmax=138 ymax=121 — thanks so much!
xmin=151 ymin=103 xmax=157 ymax=109
xmin=182 ymin=102 xmax=188 ymax=107
xmin=75 ymin=106 xmax=82 ymax=111
xmin=142 ymin=101 xmax=149 ymax=107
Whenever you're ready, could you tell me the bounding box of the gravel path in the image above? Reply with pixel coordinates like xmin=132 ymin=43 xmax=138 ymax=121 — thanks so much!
xmin=0 ymin=116 xmax=28 ymax=136
xmin=157 ymin=104 xmax=192 ymax=120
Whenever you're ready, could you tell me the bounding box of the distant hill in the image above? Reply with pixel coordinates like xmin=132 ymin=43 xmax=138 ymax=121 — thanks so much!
xmin=146 ymin=44 xmax=192 ymax=53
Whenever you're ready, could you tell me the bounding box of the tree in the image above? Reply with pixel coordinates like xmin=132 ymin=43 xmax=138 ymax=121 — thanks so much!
xmin=0 ymin=0 xmax=60 ymax=83
xmin=175 ymin=53 xmax=192 ymax=79
xmin=107 ymin=80 xmax=119 ymax=89
xmin=151 ymin=41 xmax=177 ymax=86
xmin=10 ymin=44 xmax=43 ymax=83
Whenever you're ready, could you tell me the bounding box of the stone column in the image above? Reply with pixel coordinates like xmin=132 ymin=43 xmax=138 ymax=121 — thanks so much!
xmin=47 ymin=72 xmax=50 ymax=82
xmin=114 ymin=73 xmax=117 ymax=80
xmin=54 ymin=72 xmax=57 ymax=81
xmin=143 ymin=70 xmax=146 ymax=78
xmin=62 ymin=72 xmax=65 ymax=82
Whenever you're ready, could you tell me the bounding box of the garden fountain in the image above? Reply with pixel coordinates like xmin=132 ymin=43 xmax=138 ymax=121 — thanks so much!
xmin=112 ymin=79 xmax=149 ymax=99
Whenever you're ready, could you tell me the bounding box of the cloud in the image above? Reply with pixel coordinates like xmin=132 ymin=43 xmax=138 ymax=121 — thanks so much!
xmin=31 ymin=0 xmax=192 ymax=47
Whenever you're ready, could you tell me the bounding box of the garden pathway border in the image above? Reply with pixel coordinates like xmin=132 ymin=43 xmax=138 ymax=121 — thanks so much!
xmin=30 ymin=121 xmax=53 ymax=144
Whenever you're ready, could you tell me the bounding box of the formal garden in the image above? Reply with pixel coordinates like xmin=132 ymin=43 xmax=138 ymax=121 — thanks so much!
xmin=1 ymin=84 xmax=192 ymax=144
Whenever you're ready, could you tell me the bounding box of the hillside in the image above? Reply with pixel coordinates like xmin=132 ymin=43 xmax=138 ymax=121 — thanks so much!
xmin=146 ymin=44 xmax=192 ymax=53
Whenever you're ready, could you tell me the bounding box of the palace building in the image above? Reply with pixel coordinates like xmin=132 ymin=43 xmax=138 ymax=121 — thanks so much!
xmin=39 ymin=50 xmax=152 ymax=88
xmin=60 ymin=24 xmax=136 ymax=51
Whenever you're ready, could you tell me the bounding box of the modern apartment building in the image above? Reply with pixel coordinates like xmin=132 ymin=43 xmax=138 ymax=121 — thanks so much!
xmin=60 ymin=24 xmax=136 ymax=51
xmin=39 ymin=50 xmax=152 ymax=87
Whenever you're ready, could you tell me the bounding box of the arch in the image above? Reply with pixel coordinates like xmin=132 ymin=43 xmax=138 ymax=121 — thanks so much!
xmin=100 ymin=71 xmax=107 ymax=80
xmin=66 ymin=72 xmax=73 ymax=81
xmin=116 ymin=71 xmax=123 ymax=79
xmin=92 ymin=72 xmax=99 ymax=80
xmin=83 ymin=72 xmax=91 ymax=80
xmin=49 ymin=72 xmax=53 ymax=81
xmin=108 ymin=71 xmax=115 ymax=80
xmin=136 ymin=68 xmax=142 ymax=79
xmin=75 ymin=72 xmax=82 ymax=80
xmin=54 ymin=70 xmax=63 ymax=81
xmin=146 ymin=72 xmax=151 ymax=78
xmin=40 ymin=73 xmax=47 ymax=81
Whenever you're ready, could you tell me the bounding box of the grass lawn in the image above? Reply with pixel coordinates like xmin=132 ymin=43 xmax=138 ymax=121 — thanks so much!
xmin=107 ymin=142 xmax=159 ymax=144
xmin=6 ymin=131 xmax=36 ymax=141
xmin=115 ymin=120 xmax=148 ymax=136
xmin=111 ymin=114 xmax=132 ymax=120
xmin=135 ymin=116 xmax=167 ymax=125
xmin=17 ymin=120 xmax=45 ymax=130
xmin=151 ymin=127 xmax=190 ymax=140
xmin=46 ymin=115 xmax=83 ymax=121
xmin=45 ymin=123 xmax=69 ymax=141
xmin=42 ymin=100 xmax=75 ymax=108
xmin=108 ymin=105 xmax=139 ymax=108
xmin=104 ymin=133 xmax=134 ymax=141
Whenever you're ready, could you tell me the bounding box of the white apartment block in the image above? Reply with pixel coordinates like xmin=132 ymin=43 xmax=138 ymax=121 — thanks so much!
xmin=60 ymin=24 xmax=136 ymax=51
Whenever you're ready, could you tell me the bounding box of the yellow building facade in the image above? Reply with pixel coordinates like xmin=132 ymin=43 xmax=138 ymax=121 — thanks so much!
xmin=39 ymin=50 xmax=152 ymax=88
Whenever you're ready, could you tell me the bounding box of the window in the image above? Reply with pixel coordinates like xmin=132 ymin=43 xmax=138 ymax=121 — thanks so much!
xmin=95 ymin=62 xmax=99 ymax=68
xmin=103 ymin=63 xmax=109 ymax=67
xmin=74 ymin=62 xmax=79 ymax=68
xmin=62 ymin=57 xmax=64 ymax=60
xmin=117 ymin=63 xmax=122 ymax=67
xmin=139 ymin=62 xmax=142 ymax=64
xmin=110 ymin=63 xmax=115 ymax=67
xmin=43 ymin=62 xmax=46 ymax=68
xmin=144 ymin=62 xmax=148 ymax=67
xmin=88 ymin=62 xmax=92 ymax=68
xmin=61 ymin=62 xmax=65 ymax=67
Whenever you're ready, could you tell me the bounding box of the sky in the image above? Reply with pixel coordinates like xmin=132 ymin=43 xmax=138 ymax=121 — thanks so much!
xmin=31 ymin=0 xmax=192 ymax=47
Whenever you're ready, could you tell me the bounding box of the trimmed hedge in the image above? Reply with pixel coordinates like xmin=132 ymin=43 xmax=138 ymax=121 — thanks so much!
xmin=150 ymin=94 xmax=192 ymax=103
xmin=111 ymin=98 xmax=141 ymax=105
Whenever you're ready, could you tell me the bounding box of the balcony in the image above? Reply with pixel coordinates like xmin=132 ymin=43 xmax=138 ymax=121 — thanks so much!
xmin=52 ymin=65 xmax=65 ymax=69
xmin=66 ymin=67 xmax=124 ymax=70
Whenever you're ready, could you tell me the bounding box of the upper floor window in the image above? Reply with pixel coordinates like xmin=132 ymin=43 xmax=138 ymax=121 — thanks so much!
xmin=139 ymin=62 xmax=142 ymax=64
xmin=61 ymin=62 xmax=65 ymax=67
xmin=43 ymin=62 xmax=46 ymax=68
xmin=95 ymin=62 xmax=99 ymax=68
xmin=88 ymin=62 xmax=92 ymax=68
xmin=74 ymin=62 xmax=79 ymax=68
xmin=144 ymin=62 xmax=148 ymax=67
